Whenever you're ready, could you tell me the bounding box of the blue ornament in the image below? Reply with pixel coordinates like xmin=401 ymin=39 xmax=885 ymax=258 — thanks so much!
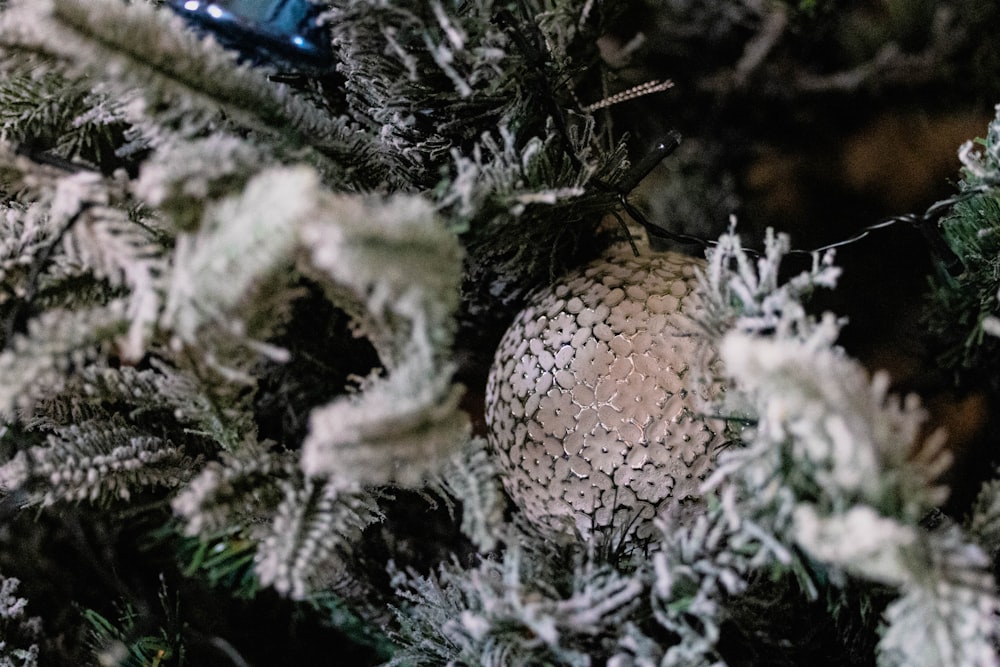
xmin=166 ymin=0 xmax=333 ymax=70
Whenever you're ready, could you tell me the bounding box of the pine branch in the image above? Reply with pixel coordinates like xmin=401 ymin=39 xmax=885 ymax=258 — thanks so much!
xmin=26 ymin=360 xmax=251 ymax=452
xmin=0 ymin=200 xmax=63 ymax=322
xmin=0 ymin=302 xmax=127 ymax=420
xmin=967 ymin=474 xmax=1000 ymax=559
xmin=958 ymin=103 xmax=1000 ymax=188
xmin=58 ymin=179 xmax=164 ymax=361
xmin=0 ymin=70 xmax=77 ymax=146
xmin=0 ymin=154 xmax=155 ymax=360
xmin=160 ymin=166 xmax=312 ymax=348
xmin=0 ymin=0 xmax=386 ymax=186
xmin=695 ymin=227 xmax=997 ymax=666
xmin=434 ymin=436 xmax=508 ymax=552
xmin=82 ymin=577 xmax=184 ymax=667
xmin=172 ymin=444 xmax=291 ymax=538
xmin=877 ymin=525 xmax=999 ymax=667
xmin=0 ymin=415 xmax=196 ymax=505
xmin=387 ymin=543 xmax=643 ymax=666
xmin=925 ymin=106 xmax=1000 ymax=383
xmin=298 ymin=193 xmax=470 ymax=487
xmin=715 ymin=327 xmax=952 ymax=519
xmin=328 ymin=0 xmax=517 ymax=188
xmin=171 ymin=527 xmax=258 ymax=599
xmin=132 ymin=134 xmax=268 ymax=233
xmin=0 ymin=573 xmax=42 ymax=667
xmin=253 ymin=476 xmax=383 ymax=600
xmin=0 ymin=66 xmax=129 ymax=170
xmin=0 ymin=149 xmax=111 ymax=326
xmin=697 ymin=225 xmax=841 ymax=340
xmin=645 ymin=489 xmax=798 ymax=667
xmin=328 ymin=0 xmax=634 ymax=327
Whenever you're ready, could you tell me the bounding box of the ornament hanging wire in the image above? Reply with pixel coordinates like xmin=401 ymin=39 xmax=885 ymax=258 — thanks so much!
xmin=614 ymin=135 xmax=975 ymax=277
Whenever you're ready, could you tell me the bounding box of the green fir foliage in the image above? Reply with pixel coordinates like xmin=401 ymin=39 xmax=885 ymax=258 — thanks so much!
xmin=926 ymin=106 xmax=1000 ymax=385
xmin=83 ymin=579 xmax=184 ymax=667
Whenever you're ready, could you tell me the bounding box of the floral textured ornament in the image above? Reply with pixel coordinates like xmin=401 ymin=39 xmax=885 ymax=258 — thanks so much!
xmin=166 ymin=0 xmax=334 ymax=70
xmin=485 ymin=247 xmax=725 ymax=542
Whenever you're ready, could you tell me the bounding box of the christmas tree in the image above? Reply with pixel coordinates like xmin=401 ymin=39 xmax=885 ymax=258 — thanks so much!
xmin=1 ymin=0 xmax=1000 ymax=664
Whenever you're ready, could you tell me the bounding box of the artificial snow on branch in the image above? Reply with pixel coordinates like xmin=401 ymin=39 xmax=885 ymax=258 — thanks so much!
xmin=877 ymin=524 xmax=999 ymax=667
xmin=387 ymin=542 xmax=644 ymax=667
xmin=0 ymin=573 xmax=41 ymax=666
xmin=696 ymin=226 xmax=999 ymax=667
xmin=160 ymin=166 xmax=311 ymax=351
xmin=254 ymin=475 xmax=383 ymax=601
xmin=643 ymin=488 xmax=798 ymax=667
xmin=295 ymin=191 xmax=469 ymax=487
xmin=0 ymin=415 xmax=195 ymax=505
xmin=0 ymin=302 xmax=127 ymax=420
xmin=433 ymin=436 xmax=508 ymax=552
xmin=171 ymin=443 xmax=292 ymax=538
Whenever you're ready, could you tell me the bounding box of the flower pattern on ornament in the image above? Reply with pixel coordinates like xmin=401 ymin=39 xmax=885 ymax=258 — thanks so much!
xmin=485 ymin=247 xmax=725 ymax=543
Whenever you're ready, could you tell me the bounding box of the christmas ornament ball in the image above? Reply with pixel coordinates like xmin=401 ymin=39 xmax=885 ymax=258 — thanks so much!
xmin=167 ymin=0 xmax=334 ymax=70
xmin=485 ymin=247 xmax=725 ymax=542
